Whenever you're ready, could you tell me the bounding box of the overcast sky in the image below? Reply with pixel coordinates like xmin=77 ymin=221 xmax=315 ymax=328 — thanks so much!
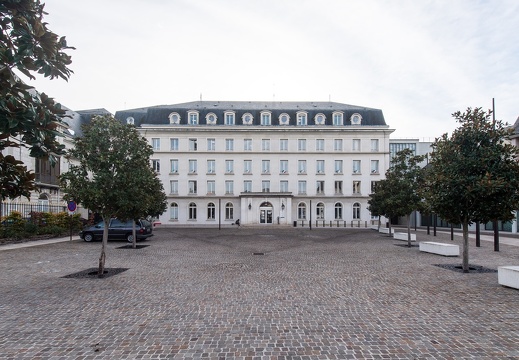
xmin=26 ymin=0 xmax=519 ymax=139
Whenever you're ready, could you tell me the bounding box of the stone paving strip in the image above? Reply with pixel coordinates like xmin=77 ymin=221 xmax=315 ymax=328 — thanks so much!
xmin=0 ymin=227 xmax=518 ymax=359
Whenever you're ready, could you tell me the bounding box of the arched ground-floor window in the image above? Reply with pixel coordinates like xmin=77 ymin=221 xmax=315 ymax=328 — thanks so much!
xmin=225 ymin=202 xmax=234 ymax=220
xmin=353 ymin=202 xmax=361 ymax=219
xmin=170 ymin=202 xmax=178 ymax=220
xmin=334 ymin=202 xmax=343 ymax=220
xmin=316 ymin=202 xmax=325 ymax=219
xmin=298 ymin=202 xmax=306 ymax=219
xmin=188 ymin=202 xmax=197 ymax=220
xmin=207 ymin=202 xmax=215 ymax=220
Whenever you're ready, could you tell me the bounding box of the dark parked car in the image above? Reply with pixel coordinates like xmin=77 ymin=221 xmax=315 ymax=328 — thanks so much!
xmin=79 ymin=219 xmax=153 ymax=242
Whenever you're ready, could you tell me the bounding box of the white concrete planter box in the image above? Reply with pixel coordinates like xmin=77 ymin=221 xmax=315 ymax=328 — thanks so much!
xmin=379 ymin=227 xmax=394 ymax=234
xmin=370 ymin=225 xmax=379 ymax=231
xmin=419 ymin=241 xmax=459 ymax=256
xmin=498 ymin=266 xmax=519 ymax=290
xmin=393 ymin=232 xmax=416 ymax=241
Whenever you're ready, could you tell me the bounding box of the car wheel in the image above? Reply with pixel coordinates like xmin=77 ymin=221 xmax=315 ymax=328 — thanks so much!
xmin=126 ymin=234 xmax=134 ymax=243
xmin=84 ymin=233 xmax=94 ymax=242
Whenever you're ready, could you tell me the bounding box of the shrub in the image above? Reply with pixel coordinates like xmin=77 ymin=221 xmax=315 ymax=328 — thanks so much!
xmin=42 ymin=212 xmax=55 ymax=227
xmin=52 ymin=212 xmax=69 ymax=228
xmin=23 ymin=222 xmax=39 ymax=236
xmin=45 ymin=225 xmax=66 ymax=236
xmin=1 ymin=211 xmax=83 ymax=239
xmin=28 ymin=212 xmax=46 ymax=226
xmin=1 ymin=211 xmax=25 ymax=232
xmin=1 ymin=226 xmax=22 ymax=240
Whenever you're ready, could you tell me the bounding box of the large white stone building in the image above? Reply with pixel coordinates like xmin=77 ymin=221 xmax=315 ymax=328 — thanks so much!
xmin=115 ymin=101 xmax=394 ymax=227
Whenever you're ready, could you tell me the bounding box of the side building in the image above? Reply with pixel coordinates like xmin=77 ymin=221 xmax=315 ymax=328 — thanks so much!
xmin=1 ymin=108 xmax=110 ymax=217
xmin=388 ymin=138 xmax=433 ymax=228
xmin=115 ymin=101 xmax=394 ymax=227
xmin=390 ymin=135 xmax=519 ymax=233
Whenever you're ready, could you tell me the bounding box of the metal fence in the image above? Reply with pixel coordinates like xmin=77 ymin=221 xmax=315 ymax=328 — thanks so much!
xmin=1 ymin=202 xmax=68 ymax=218
xmin=294 ymin=220 xmax=371 ymax=228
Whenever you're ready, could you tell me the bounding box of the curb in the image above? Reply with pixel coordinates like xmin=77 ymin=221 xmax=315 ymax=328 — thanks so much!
xmin=0 ymin=236 xmax=81 ymax=251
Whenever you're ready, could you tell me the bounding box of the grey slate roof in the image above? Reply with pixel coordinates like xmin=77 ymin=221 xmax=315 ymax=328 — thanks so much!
xmin=114 ymin=101 xmax=387 ymax=127
xmin=511 ymin=116 xmax=519 ymax=137
xmin=62 ymin=108 xmax=112 ymax=137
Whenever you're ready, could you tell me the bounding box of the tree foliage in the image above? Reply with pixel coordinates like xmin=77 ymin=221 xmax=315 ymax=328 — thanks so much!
xmin=60 ymin=115 xmax=167 ymax=274
xmin=385 ymin=149 xmax=425 ymax=215
xmin=368 ymin=149 xmax=425 ymax=246
xmin=116 ymin=163 xmax=167 ymax=248
xmin=367 ymin=178 xmax=391 ymax=224
xmin=425 ymin=107 xmax=519 ymax=272
xmin=0 ymin=0 xmax=74 ymax=201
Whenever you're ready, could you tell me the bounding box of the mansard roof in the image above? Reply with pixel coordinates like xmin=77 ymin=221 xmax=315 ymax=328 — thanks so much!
xmin=62 ymin=108 xmax=112 ymax=137
xmin=114 ymin=101 xmax=387 ymax=127
xmin=511 ymin=116 xmax=519 ymax=137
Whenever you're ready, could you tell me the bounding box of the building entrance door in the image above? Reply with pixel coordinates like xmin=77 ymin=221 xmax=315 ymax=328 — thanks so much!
xmin=259 ymin=202 xmax=273 ymax=224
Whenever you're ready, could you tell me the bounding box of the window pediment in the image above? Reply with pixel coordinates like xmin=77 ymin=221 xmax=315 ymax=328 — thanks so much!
xmin=206 ymin=112 xmax=217 ymax=125
xmin=279 ymin=113 xmax=290 ymax=125
xmin=168 ymin=113 xmax=180 ymax=124
xmin=350 ymin=113 xmax=362 ymax=125
xmin=242 ymin=113 xmax=253 ymax=125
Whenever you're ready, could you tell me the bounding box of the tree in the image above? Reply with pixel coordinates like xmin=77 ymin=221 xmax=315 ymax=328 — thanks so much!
xmin=116 ymin=167 xmax=167 ymax=249
xmin=368 ymin=149 xmax=425 ymax=246
xmin=1 ymin=0 xmax=74 ymax=201
xmin=425 ymin=107 xmax=519 ymax=272
xmin=367 ymin=179 xmax=390 ymax=231
xmin=60 ymin=115 xmax=165 ymax=276
xmin=385 ymin=149 xmax=426 ymax=247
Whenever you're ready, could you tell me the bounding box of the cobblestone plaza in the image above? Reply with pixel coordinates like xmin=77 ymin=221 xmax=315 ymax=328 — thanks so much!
xmin=1 ymin=227 xmax=518 ymax=359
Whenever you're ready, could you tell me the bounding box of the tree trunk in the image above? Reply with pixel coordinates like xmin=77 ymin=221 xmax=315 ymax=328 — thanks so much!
xmin=493 ymin=220 xmax=499 ymax=252
xmin=407 ymin=214 xmax=411 ymax=247
xmin=388 ymin=220 xmax=392 ymax=237
xmin=462 ymin=220 xmax=469 ymax=273
xmin=132 ymin=220 xmax=137 ymax=249
xmin=98 ymin=217 xmax=109 ymax=277
xmin=475 ymin=221 xmax=480 ymax=247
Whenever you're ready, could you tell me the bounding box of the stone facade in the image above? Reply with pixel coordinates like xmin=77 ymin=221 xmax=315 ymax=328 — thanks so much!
xmin=115 ymin=101 xmax=394 ymax=227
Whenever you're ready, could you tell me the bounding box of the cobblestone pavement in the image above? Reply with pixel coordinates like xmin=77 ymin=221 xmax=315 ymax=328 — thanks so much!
xmin=1 ymin=227 xmax=518 ymax=359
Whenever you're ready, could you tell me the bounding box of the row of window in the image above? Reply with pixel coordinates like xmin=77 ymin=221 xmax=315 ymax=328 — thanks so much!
xmin=389 ymin=143 xmax=417 ymax=159
xmin=155 ymin=159 xmax=380 ymax=175
xmin=155 ymin=138 xmax=380 ymax=152
xmin=155 ymin=111 xmax=362 ymax=126
xmin=169 ymin=201 xmax=363 ymax=220
xmin=170 ymin=179 xmax=376 ymax=195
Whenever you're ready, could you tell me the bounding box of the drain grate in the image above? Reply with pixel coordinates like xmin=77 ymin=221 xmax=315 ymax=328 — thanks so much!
xmin=253 ymin=252 xmax=265 ymax=256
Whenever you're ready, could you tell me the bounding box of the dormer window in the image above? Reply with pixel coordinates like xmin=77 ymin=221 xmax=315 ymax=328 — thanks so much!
xmin=242 ymin=113 xmax=253 ymax=125
xmin=332 ymin=112 xmax=343 ymax=126
xmin=350 ymin=113 xmax=362 ymax=125
xmin=188 ymin=111 xmax=199 ymax=125
xmin=206 ymin=113 xmax=217 ymax=125
xmin=314 ymin=113 xmax=325 ymax=125
xmin=296 ymin=111 xmax=308 ymax=126
xmin=224 ymin=111 xmax=235 ymax=125
xmin=168 ymin=112 xmax=180 ymax=124
xmin=126 ymin=117 xmax=135 ymax=125
xmin=279 ymin=113 xmax=290 ymax=125
xmin=260 ymin=111 xmax=271 ymax=126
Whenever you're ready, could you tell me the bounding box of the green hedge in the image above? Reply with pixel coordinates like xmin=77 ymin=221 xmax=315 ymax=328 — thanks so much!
xmin=1 ymin=211 xmax=84 ymax=239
